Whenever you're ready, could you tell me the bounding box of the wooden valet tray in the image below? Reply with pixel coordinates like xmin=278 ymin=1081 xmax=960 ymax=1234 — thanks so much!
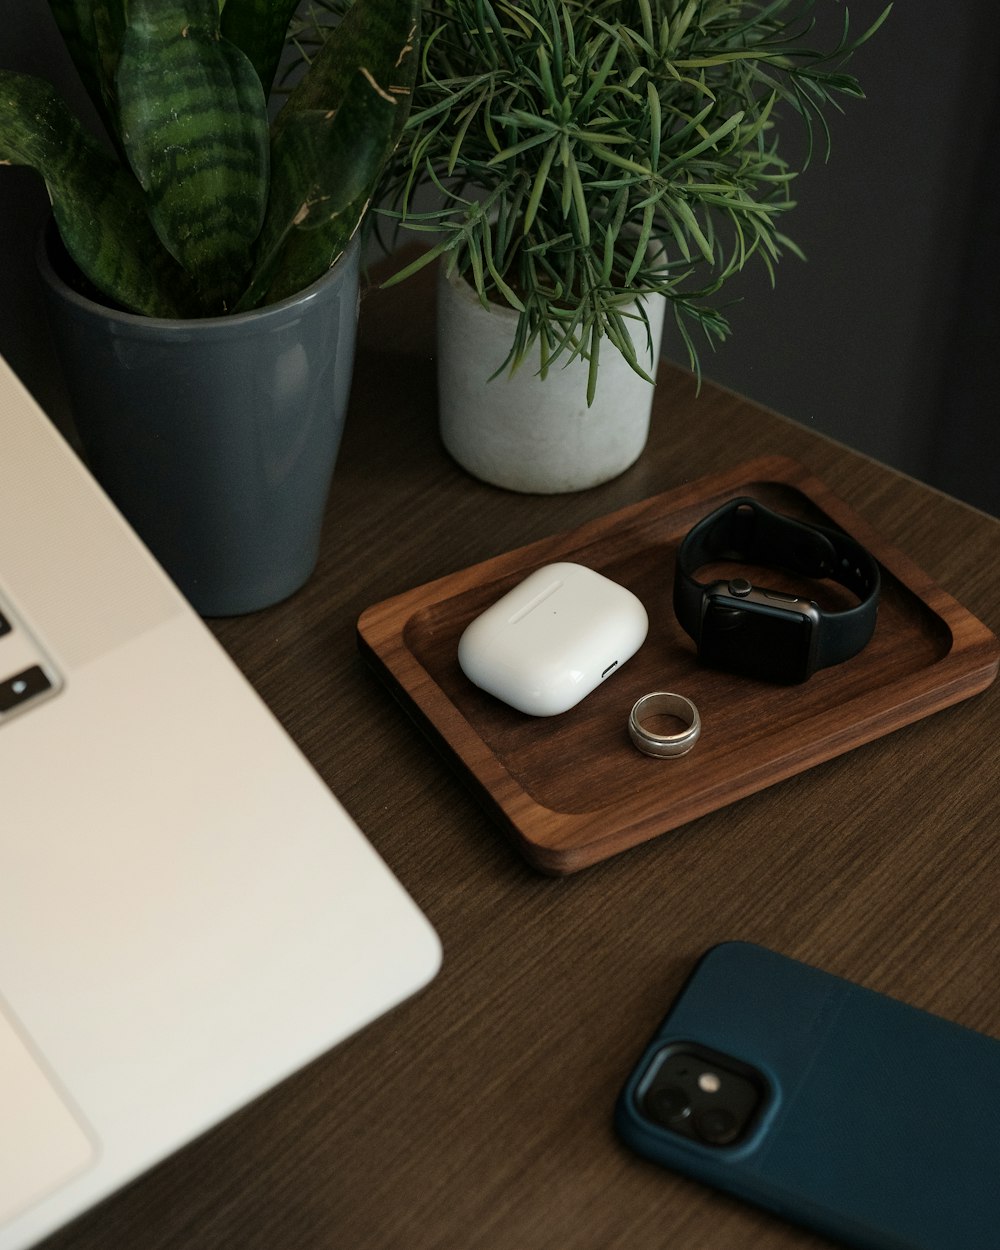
xmin=357 ymin=456 xmax=1000 ymax=874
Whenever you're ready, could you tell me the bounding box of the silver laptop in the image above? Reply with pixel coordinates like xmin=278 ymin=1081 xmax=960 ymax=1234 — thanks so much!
xmin=0 ymin=353 xmax=441 ymax=1250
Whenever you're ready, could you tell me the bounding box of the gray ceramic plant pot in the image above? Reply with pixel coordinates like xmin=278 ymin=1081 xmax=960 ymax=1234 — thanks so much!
xmin=37 ymin=220 xmax=361 ymax=616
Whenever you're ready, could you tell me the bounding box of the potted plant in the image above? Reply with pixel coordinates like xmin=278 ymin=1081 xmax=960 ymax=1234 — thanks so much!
xmin=367 ymin=0 xmax=890 ymax=493
xmin=0 ymin=0 xmax=420 ymax=615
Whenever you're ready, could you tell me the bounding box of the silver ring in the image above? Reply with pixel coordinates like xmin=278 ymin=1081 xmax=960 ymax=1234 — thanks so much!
xmin=628 ymin=692 xmax=701 ymax=758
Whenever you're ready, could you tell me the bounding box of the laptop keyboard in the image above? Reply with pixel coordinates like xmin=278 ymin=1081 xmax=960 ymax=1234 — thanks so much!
xmin=0 ymin=595 xmax=61 ymax=726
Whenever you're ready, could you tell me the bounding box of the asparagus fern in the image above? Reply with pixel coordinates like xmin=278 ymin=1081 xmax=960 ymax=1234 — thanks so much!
xmin=369 ymin=0 xmax=890 ymax=398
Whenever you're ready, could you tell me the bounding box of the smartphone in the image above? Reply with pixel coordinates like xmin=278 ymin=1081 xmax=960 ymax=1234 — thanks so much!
xmin=615 ymin=941 xmax=1000 ymax=1250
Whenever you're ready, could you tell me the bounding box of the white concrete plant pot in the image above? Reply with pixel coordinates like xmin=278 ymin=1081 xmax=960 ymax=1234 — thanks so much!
xmin=436 ymin=262 xmax=667 ymax=493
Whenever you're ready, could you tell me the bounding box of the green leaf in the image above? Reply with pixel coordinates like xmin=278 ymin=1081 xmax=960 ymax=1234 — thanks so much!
xmin=0 ymin=69 xmax=198 ymax=316
xmin=220 ymin=0 xmax=301 ymax=98
xmin=447 ymin=89 xmax=489 ymax=175
xmin=664 ymin=110 xmax=746 ymax=168
xmin=587 ymin=144 xmax=651 ymax=176
xmin=245 ymin=0 xmax=420 ymax=306
xmin=481 ymin=224 xmax=524 ymax=311
xmin=626 ymin=202 xmax=655 ymax=284
xmin=48 ymin=1 xmax=127 ymax=148
xmin=117 ymin=0 xmax=269 ymax=310
xmin=572 ymin=33 xmax=619 ymax=119
xmin=647 ymin=80 xmax=661 ymax=168
xmin=524 ymin=137 xmax=558 ymax=234
xmin=275 ymin=0 xmax=416 ymax=152
xmin=240 ymin=86 xmax=394 ymax=306
xmin=488 ymin=129 xmax=556 ymax=164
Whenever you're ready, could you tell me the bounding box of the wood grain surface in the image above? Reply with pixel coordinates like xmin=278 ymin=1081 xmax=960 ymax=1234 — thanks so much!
xmin=38 ymin=260 xmax=1000 ymax=1250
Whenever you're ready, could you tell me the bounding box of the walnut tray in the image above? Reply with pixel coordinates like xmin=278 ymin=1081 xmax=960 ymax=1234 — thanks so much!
xmin=357 ymin=457 xmax=1000 ymax=874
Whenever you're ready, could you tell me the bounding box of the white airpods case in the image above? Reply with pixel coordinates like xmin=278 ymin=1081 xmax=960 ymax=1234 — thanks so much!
xmin=457 ymin=562 xmax=648 ymax=716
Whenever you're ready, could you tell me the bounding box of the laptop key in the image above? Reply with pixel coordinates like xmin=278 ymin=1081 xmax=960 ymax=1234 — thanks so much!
xmin=0 ymin=665 xmax=52 ymax=714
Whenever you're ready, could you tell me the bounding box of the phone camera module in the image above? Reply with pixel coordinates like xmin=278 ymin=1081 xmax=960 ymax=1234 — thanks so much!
xmin=639 ymin=1044 xmax=767 ymax=1148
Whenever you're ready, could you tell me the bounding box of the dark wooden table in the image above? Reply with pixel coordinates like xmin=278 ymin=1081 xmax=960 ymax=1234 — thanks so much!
xmin=43 ymin=265 xmax=1000 ymax=1250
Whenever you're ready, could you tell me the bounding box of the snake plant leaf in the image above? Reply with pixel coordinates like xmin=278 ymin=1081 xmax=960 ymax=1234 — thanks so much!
xmin=48 ymin=0 xmax=127 ymax=150
xmin=276 ymin=0 xmax=418 ymax=153
xmin=220 ymin=0 xmax=301 ymax=98
xmin=239 ymin=78 xmax=395 ymax=307
xmin=0 ymin=69 xmax=199 ymax=317
xmin=117 ymin=0 xmax=270 ymax=311
xmin=241 ymin=0 xmax=419 ymax=307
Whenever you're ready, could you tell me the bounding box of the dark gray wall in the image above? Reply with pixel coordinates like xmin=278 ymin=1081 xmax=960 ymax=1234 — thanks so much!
xmin=697 ymin=1 xmax=1000 ymax=517
xmin=3 ymin=2 xmax=998 ymax=514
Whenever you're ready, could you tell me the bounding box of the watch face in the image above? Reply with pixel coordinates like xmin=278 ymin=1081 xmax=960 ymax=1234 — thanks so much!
xmin=699 ymin=584 xmax=820 ymax=683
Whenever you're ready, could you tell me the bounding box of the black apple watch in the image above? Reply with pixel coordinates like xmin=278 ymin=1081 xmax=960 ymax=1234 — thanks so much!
xmin=673 ymin=497 xmax=880 ymax=683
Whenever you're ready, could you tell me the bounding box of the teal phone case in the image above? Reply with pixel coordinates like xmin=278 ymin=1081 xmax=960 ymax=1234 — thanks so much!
xmin=615 ymin=941 xmax=1000 ymax=1250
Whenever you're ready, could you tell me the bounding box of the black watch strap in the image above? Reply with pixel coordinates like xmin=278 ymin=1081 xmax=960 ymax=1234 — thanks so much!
xmin=674 ymin=498 xmax=880 ymax=671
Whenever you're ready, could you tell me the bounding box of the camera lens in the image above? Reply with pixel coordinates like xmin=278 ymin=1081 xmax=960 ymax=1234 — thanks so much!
xmin=695 ymin=1107 xmax=740 ymax=1146
xmin=643 ymin=1085 xmax=691 ymax=1126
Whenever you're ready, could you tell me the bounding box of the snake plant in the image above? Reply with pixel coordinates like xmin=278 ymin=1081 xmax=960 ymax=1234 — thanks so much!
xmin=0 ymin=0 xmax=420 ymax=318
